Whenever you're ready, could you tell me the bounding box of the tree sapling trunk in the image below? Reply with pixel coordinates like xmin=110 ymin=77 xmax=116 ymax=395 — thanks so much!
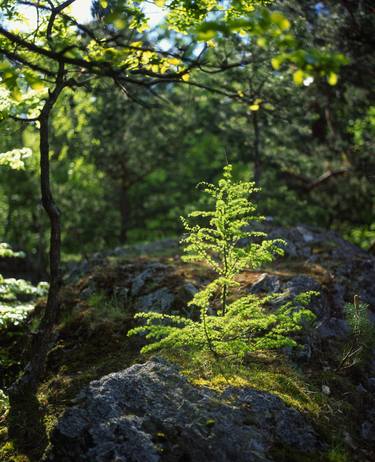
xmin=8 ymin=67 xmax=66 ymax=454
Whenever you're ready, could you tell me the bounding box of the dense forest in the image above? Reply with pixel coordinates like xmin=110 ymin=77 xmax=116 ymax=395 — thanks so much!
xmin=0 ymin=1 xmax=374 ymax=461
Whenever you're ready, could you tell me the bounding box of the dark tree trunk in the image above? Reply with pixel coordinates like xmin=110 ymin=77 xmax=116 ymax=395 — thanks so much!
xmin=4 ymin=191 xmax=13 ymax=240
xmin=252 ymin=111 xmax=261 ymax=186
xmin=119 ymin=181 xmax=130 ymax=243
xmin=8 ymin=67 xmax=65 ymax=456
xmin=35 ymin=206 xmax=48 ymax=282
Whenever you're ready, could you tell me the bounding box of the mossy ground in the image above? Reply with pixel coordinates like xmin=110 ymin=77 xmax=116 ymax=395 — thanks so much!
xmin=0 ymin=253 xmax=373 ymax=461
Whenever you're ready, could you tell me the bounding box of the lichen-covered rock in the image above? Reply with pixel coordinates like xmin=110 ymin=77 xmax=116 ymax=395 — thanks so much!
xmin=249 ymin=273 xmax=281 ymax=294
xmin=316 ymin=317 xmax=350 ymax=339
xmin=245 ymin=225 xmax=375 ymax=344
xmin=267 ymin=225 xmax=375 ymax=315
xmin=131 ymin=263 xmax=170 ymax=297
xmin=361 ymin=409 xmax=375 ymax=443
xmin=46 ymin=359 xmax=322 ymax=462
xmin=134 ymin=287 xmax=175 ymax=313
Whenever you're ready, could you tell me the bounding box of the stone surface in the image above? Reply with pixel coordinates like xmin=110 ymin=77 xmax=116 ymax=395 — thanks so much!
xmin=134 ymin=287 xmax=175 ymax=313
xmin=45 ymin=226 xmax=375 ymax=460
xmin=316 ymin=317 xmax=350 ymax=339
xmin=46 ymin=359 xmax=321 ymax=462
xmin=131 ymin=263 xmax=169 ymax=297
xmin=250 ymin=273 xmax=281 ymax=294
xmin=362 ymin=410 xmax=375 ymax=443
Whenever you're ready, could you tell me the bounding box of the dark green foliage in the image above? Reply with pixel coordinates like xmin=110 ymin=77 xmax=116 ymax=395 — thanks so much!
xmin=338 ymin=295 xmax=375 ymax=370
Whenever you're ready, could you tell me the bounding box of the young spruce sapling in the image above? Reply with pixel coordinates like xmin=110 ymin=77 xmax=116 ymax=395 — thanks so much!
xmin=128 ymin=165 xmax=315 ymax=359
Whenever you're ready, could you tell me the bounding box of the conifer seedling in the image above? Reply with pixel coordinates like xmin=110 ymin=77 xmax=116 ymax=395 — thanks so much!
xmin=128 ymin=165 xmax=315 ymax=359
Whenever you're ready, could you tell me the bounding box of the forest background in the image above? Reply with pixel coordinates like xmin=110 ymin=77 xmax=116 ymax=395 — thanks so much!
xmin=0 ymin=0 xmax=374 ymax=280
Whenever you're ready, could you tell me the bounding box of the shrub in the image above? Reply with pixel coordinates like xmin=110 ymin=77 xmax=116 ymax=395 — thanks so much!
xmin=0 ymin=275 xmax=48 ymax=329
xmin=128 ymin=165 xmax=315 ymax=359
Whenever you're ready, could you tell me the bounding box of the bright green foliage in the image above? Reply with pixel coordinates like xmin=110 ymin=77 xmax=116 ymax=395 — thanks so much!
xmin=128 ymin=165 xmax=315 ymax=358
xmin=0 ymin=144 xmax=46 ymax=329
xmin=0 ymin=147 xmax=32 ymax=170
xmin=181 ymin=164 xmax=283 ymax=281
xmin=0 ymin=243 xmax=25 ymax=258
xmin=0 ymin=266 xmax=47 ymax=329
xmin=0 ymin=273 xmax=48 ymax=329
xmin=195 ymin=6 xmax=348 ymax=85
xmin=0 ymin=388 xmax=8 ymax=416
xmin=0 ymin=242 xmax=47 ymax=412
xmin=344 ymin=297 xmax=374 ymax=341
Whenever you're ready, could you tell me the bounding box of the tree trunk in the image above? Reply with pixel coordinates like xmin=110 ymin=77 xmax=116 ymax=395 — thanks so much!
xmin=8 ymin=68 xmax=65 ymax=456
xmin=119 ymin=181 xmax=130 ymax=243
xmin=4 ymin=191 xmax=13 ymax=240
xmin=35 ymin=206 xmax=48 ymax=282
xmin=252 ymin=111 xmax=261 ymax=186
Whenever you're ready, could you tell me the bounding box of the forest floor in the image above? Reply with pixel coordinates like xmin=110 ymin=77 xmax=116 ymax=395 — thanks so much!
xmin=1 ymin=227 xmax=375 ymax=461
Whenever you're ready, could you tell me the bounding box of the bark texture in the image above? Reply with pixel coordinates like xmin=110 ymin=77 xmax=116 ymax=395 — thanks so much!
xmin=8 ymin=66 xmax=66 ymax=455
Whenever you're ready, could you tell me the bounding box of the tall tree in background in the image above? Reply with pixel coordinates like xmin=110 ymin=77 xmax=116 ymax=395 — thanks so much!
xmin=83 ymin=85 xmax=182 ymax=242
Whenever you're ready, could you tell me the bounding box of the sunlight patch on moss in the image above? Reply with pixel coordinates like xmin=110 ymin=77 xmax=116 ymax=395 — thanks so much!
xmin=162 ymin=350 xmax=324 ymax=416
xmin=0 ymin=440 xmax=30 ymax=462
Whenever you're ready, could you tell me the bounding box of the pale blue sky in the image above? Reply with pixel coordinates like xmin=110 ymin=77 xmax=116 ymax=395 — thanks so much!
xmin=20 ymin=0 xmax=164 ymax=27
xmin=71 ymin=0 xmax=164 ymax=25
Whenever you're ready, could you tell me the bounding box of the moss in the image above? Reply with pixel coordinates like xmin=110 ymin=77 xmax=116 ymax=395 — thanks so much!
xmin=0 ymin=440 xmax=30 ymax=462
xmin=6 ymin=385 xmax=48 ymax=461
xmin=326 ymin=446 xmax=350 ymax=462
xmin=270 ymin=446 xmax=324 ymax=462
xmin=271 ymin=442 xmax=351 ymax=462
xmin=86 ymin=290 xmax=130 ymax=325
xmin=162 ymin=350 xmax=324 ymax=416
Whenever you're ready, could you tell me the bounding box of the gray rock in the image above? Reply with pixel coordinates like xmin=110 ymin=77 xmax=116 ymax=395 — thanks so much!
xmin=134 ymin=287 xmax=175 ymax=313
xmin=356 ymin=383 xmax=367 ymax=394
xmin=131 ymin=263 xmax=169 ymax=297
xmin=366 ymin=378 xmax=375 ymax=392
xmin=361 ymin=421 xmax=375 ymax=442
xmin=80 ymin=282 xmax=96 ymax=301
xmin=113 ymin=286 xmax=130 ymax=303
xmin=176 ymin=283 xmax=200 ymax=318
xmin=285 ymin=275 xmax=321 ymax=297
xmin=267 ymin=226 xmax=314 ymax=258
xmin=296 ymin=225 xmax=315 ymax=243
xmin=316 ymin=318 xmax=350 ymax=339
xmin=46 ymin=359 xmax=322 ymax=462
xmin=180 ymin=282 xmax=198 ymax=299
xmin=250 ymin=273 xmax=281 ymax=294
xmin=111 ymin=239 xmax=179 ymax=259
xmin=269 ymin=276 xmax=325 ymax=317
xmin=361 ymin=408 xmax=375 ymax=442
xmin=368 ymin=353 xmax=375 ymax=376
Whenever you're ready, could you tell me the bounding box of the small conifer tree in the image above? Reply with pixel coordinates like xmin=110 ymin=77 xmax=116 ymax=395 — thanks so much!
xmin=337 ymin=295 xmax=375 ymax=370
xmin=128 ymin=165 xmax=315 ymax=358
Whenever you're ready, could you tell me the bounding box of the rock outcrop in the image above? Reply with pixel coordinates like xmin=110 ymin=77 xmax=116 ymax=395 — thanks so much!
xmin=46 ymin=358 xmax=321 ymax=462
xmin=44 ymin=225 xmax=375 ymax=461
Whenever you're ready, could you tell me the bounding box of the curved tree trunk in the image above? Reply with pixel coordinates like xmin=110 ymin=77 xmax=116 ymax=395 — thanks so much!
xmin=8 ymin=67 xmax=65 ymax=455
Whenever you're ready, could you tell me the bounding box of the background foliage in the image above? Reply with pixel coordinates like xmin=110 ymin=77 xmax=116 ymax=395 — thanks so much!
xmin=0 ymin=0 xmax=373 ymax=271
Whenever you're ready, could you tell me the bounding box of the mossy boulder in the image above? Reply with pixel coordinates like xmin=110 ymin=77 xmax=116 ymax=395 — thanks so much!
xmin=46 ymin=358 xmax=322 ymax=462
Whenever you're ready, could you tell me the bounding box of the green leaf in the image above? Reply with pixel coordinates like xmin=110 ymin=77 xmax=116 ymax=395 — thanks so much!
xmin=327 ymin=72 xmax=338 ymax=86
xmin=293 ymin=69 xmax=304 ymax=85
